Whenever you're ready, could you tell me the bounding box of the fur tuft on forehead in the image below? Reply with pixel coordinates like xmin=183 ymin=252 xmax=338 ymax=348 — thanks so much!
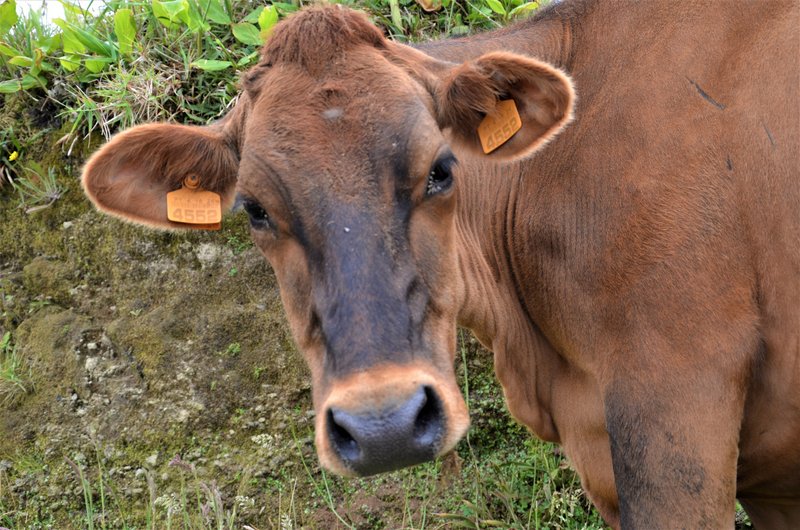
xmin=260 ymin=6 xmax=386 ymax=74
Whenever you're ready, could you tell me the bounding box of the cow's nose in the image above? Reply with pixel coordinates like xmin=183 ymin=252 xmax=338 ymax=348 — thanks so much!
xmin=326 ymin=385 xmax=445 ymax=475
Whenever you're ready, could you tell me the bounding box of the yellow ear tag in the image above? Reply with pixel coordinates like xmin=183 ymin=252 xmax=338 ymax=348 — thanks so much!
xmin=166 ymin=175 xmax=222 ymax=230
xmin=477 ymin=99 xmax=522 ymax=154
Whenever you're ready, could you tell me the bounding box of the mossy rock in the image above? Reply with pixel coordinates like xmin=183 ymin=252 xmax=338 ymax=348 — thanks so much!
xmin=22 ymin=257 xmax=75 ymax=306
xmin=14 ymin=307 xmax=88 ymax=390
xmin=0 ymin=307 xmax=90 ymax=454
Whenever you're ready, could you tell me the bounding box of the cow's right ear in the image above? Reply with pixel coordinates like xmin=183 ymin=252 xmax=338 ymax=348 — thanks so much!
xmin=81 ymin=121 xmax=240 ymax=230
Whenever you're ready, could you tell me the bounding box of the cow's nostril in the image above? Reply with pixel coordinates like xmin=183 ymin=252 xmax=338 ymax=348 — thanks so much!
xmin=327 ymin=408 xmax=361 ymax=463
xmin=413 ymin=386 xmax=443 ymax=446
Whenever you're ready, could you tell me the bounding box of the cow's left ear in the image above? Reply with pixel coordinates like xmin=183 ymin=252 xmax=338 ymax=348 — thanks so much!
xmin=434 ymin=51 xmax=575 ymax=161
xmin=81 ymin=120 xmax=240 ymax=230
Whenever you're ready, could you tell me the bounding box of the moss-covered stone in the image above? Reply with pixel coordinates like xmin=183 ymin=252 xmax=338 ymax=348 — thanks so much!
xmin=22 ymin=257 xmax=74 ymax=306
xmin=1 ymin=308 xmax=89 ymax=453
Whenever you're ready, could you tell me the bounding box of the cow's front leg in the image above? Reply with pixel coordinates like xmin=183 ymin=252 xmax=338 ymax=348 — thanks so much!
xmin=603 ymin=376 xmax=744 ymax=529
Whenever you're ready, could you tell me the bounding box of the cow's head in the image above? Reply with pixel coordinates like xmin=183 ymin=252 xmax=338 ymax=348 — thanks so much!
xmin=81 ymin=6 xmax=574 ymax=476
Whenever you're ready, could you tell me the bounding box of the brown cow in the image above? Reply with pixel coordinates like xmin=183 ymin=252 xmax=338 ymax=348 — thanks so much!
xmin=81 ymin=1 xmax=799 ymax=528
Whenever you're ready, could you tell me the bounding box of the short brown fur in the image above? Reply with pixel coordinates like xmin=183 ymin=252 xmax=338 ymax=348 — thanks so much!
xmin=260 ymin=5 xmax=384 ymax=75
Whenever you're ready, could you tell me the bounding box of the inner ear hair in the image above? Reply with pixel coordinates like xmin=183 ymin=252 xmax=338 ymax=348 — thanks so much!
xmin=437 ymin=51 xmax=575 ymax=158
xmin=436 ymin=60 xmax=503 ymax=133
xmin=81 ymin=123 xmax=240 ymax=229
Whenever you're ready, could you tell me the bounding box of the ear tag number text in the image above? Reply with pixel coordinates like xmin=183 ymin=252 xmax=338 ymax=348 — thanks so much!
xmin=478 ymin=99 xmax=522 ymax=154
xmin=166 ymin=179 xmax=222 ymax=230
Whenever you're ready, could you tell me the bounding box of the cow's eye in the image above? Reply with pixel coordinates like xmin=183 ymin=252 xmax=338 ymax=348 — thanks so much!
xmin=425 ymin=156 xmax=455 ymax=196
xmin=243 ymin=200 xmax=272 ymax=230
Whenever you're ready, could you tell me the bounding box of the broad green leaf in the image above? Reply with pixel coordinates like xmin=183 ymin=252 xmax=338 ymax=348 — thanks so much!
xmin=84 ymin=59 xmax=104 ymax=73
xmin=0 ymin=43 xmax=21 ymax=57
xmin=184 ymin=1 xmax=210 ymax=32
xmin=38 ymin=34 xmax=62 ymax=54
xmin=59 ymin=54 xmax=81 ymax=72
xmin=114 ymin=9 xmax=136 ymax=56
xmin=0 ymin=0 xmax=18 ymax=35
xmin=0 ymin=79 xmax=21 ymax=93
xmin=232 ymin=22 xmax=262 ymax=46
xmin=84 ymin=56 xmax=113 ymax=73
xmin=485 ymin=0 xmax=506 ymax=16
xmin=53 ymin=19 xmax=86 ymax=54
xmin=257 ymin=6 xmax=278 ymax=37
xmin=20 ymin=73 xmax=44 ymax=89
xmin=190 ymin=59 xmax=231 ymax=71
xmin=56 ymin=19 xmax=114 ymax=57
xmin=8 ymin=55 xmax=31 ymax=67
xmin=196 ymin=0 xmax=229 ymax=24
xmin=152 ymin=0 xmax=188 ymax=29
xmin=272 ymin=2 xmax=298 ymax=13
xmin=509 ymin=1 xmax=538 ymax=17
xmin=236 ymin=50 xmax=258 ymax=67
xmin=243 ymin=6 xmax=262 ymax=23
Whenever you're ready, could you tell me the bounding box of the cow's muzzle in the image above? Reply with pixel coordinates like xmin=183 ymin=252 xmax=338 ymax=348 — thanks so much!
xmin=327 ymin=385 xmax=443 ymax=475
xmin=314 ymin=363 xmax=470 ymax=476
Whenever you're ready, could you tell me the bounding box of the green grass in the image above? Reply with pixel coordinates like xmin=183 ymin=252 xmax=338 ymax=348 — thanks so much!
xmin=0 ymin=0 xmax=544 ymax=140
xmin=0 ymin=331 xmax=33 ymax=406
xmin=0 ymin=345 xmax=606 ymax=529
xmin=10 ymin=161 xmax=64 ymax=212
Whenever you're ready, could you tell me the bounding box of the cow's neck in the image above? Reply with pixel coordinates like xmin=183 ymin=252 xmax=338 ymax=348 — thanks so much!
xmin=453 ymin=159 xmax=560 ymax=442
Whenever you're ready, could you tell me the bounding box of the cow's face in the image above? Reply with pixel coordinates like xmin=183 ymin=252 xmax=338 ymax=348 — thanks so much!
xmin=81 ymin=6 xmax=574 ymax=476
xmin=237 ymin=33 xmax=469 ymax=477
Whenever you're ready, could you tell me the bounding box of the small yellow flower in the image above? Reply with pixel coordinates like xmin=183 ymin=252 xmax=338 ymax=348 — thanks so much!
xmin=8 ymin=151 xmax=18 ymax=162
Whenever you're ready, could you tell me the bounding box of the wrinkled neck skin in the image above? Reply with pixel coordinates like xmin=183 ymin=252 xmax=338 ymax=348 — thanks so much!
xmin=410 ymin=11 xmax=575 ymax=443
xmin=450 ymin=158 xmax=561 ymax=442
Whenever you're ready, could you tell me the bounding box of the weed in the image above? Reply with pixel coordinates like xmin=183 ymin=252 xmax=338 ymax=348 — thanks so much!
xmin=292 ymin=426 xmax=354 ymax=528
xmin=220 ymin=342 xmax=241 ymax=357
xmin=226 ymin=234 xmax=252 ymax=255
xmin=11 ymin=161 xmax=64 ymax=213
xmin=0 ymin=289 xmax=18 ymax=329
xmin=167 ymin=453 xmax=242 ymax=530
xmin=1 ymin=126 xmax=51 ymax=187
xmin=0 ymin=0 xmax=58 ymax=94
xmin=27 ymin=297 xmax=53 ymax=314
xmin=0 ymin=331 xmax=33 ymax=406
xmin=65 ymin=456 xmax=99 ymax=530
xmin=0 ymin=126 xmax=23 ymax=185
